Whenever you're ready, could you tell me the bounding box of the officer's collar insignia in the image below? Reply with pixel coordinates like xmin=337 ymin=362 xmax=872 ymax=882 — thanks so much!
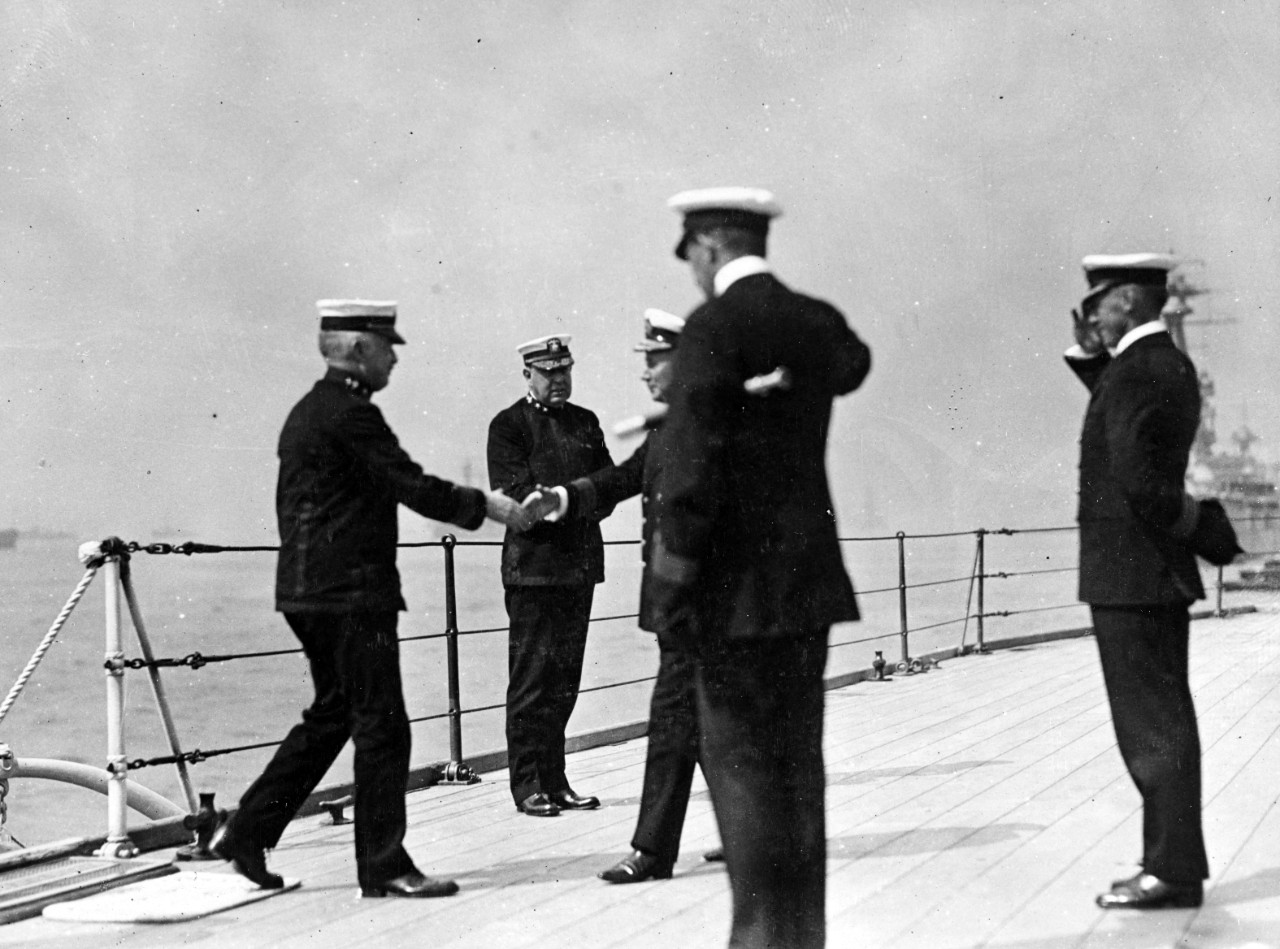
xmin=525 ymin=392 xmax=560 ymax=414
xmin=340 ymin=374 xmax=372 ymax=399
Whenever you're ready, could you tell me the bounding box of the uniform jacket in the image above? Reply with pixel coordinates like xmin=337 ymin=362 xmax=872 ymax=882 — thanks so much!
xmin=648 ymin=271 xmax=872 ymax=640
xmin=487 ymin=397 xmax=615 ymax=586
xmin=1069 ymin=330 xmax=1204 ymax=605
xmin=566 ymin=423 xmax=675 ymax=631
xmin=276 ymin=368 xmax=487 ymax=613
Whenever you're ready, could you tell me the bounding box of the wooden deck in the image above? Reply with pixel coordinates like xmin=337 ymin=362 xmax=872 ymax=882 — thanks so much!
xmin=4 ymin=594 xmax=1279 ymax=948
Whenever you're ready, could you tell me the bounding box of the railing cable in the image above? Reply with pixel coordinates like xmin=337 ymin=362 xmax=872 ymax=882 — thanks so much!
xmin=979 ymin=602 xmax=1083 ymax=619
xmin=122 ymin=645 xmax=303 ymax=669
xmin=125 ymin=738 xmax=281 ymax=771
xmin=125 ymin=541 xmax=277 ymax=555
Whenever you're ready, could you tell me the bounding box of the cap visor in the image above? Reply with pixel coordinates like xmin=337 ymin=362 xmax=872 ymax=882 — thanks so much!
xmin=1080 ymin=282 xmax=1117 ymax=312
xmin=529 ymin=357 xmax=574 ymax=370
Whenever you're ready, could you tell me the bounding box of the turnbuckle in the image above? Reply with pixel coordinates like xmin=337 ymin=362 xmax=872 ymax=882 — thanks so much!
xmin=122 ymin=652 xmax=209 ymax=670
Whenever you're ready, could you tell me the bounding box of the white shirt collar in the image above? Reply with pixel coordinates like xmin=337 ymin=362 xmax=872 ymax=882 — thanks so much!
xmin=713 ymin=255 xmax=770 ymax=297
xmin=1113 ymin=320 xmax=1167 ymax=356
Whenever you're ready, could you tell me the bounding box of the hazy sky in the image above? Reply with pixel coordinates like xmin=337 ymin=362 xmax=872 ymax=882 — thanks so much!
xmin=3 ymin=0 xmax=1277 ymax=544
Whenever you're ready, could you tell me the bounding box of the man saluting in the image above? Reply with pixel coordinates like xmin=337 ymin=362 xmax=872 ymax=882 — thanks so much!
xmin=1066 ymin=254 xmax=1232 ymax=910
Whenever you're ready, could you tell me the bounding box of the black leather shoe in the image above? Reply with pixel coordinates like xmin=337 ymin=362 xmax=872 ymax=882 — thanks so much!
xmin=549 ymin=789 xmax=600 ymax=810
xmin=702 ymin=847 xmax=725 ymax=862
xmin=598 ymin=850 xmax=673 ymax=884
xmin=209 ymin=811 xmax=284 ymax=890
xmin=361 ymin=870 xmax=459 ymax=898
xmin=1096 ymin=873 xmax=1203 ymax=909
xmin=517 ymin=792 xmax=560 ymax=817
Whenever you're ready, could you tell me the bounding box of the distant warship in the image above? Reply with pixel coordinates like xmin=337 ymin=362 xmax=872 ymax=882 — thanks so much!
xmin=1164 ymin=270 xmax=1280 ymax=585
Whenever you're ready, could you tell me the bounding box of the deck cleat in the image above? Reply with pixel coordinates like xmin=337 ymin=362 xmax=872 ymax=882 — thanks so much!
xmin=175 ymin=792 xmax=222 ymax=861
xmin=319 ymin=795 xmax=353 ymax=825
xmin=440 ymin=762 xmax=481 ymax=785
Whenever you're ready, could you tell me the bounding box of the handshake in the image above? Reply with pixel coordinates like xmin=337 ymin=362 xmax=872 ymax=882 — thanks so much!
xmin=484 ymin=486 xmax=565 ymax=532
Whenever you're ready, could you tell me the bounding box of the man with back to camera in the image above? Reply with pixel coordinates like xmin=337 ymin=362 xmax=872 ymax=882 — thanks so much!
xmin=646 ymin=188 xmax=872 ymax=947
xmin=1066 ymin=254 xmax=1237 ymax=910
xmin=487 ymin=334 xmax=615 ymax=817
xmin=211 ymin=299 xmax=543 ymax=899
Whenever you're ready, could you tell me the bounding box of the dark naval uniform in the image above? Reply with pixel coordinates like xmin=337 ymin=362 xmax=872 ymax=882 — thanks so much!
xmin=1069 ymin=324 xmax=1209 ymax=887
xmin=488 ymin=394 xmax=614 ymax=805
xmin=232 ymin=366 xmax=487 ymax=892
xmin=570 ymin=421 xmax=703 ymax=866
xmin=275 ymin=369 xmax=486 ymax=613
xmin=650 ymin=253 xmax=871 ymax=945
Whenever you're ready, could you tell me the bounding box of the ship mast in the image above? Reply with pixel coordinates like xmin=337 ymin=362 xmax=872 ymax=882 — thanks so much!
xmin=1162 ymin=267 xmax=1206 ymax=356
xmin=1164 ymin=267 xmax=1218 ymax=465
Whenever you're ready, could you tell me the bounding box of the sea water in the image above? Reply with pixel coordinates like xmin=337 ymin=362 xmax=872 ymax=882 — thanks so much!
xmin=0 ymin=527 xmax=1092 ymax=846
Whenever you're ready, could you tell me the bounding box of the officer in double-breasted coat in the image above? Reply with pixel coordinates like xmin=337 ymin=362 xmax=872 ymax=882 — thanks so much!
xmin=488 ymin=334 xmax=615 ymax=817
xmin=214 ymin=300 xmax=536 ymax=899
xmin=1066 ymin=253 xmax=1211 ymax=910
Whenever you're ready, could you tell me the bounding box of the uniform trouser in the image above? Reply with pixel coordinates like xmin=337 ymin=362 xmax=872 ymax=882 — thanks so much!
xmin=229 ymin=611 xmax=416 ymax=890
xmin=504 ymin=584 xmax=594 ymax=804
xmin=696 ymin=626 xmax=829 ymax=949
xmin=631 ymin=635 xmax=700 ymax=862
xmin=1091 ymin=604 xmax=1209 ymax=883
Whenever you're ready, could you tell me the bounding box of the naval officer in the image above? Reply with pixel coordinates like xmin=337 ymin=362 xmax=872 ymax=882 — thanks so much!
xmin=212 ymin=300 xmax=541 ymax=898
xmin=487 ymin=334 xmax=616 ymax=817
xmin=533 ymin=309 xmax=723 ymax=882
xmin=646 ymin=188 xmax=872 ymax=947
xmin=1065 ymin=254 xmax=1214 ymax=909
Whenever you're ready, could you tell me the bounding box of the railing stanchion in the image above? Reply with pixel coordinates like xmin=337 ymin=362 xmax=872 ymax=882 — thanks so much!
xmin=440 ymin=535 xmax=479 ymax=784
xmin=443 ymin=535 xmax=464 ymax=763
xmin=119 ymin=560 xmax=199 ymax=814
xmin=98 ymin=544 xmax=138 ymax=858
xmin=976 ymin=529 xmax=987 ymax=653
xmin=897 ymin=531 xmax=910 ymax=664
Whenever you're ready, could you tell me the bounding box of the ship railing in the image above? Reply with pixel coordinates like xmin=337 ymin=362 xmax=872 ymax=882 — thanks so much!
xmin=0 ymin=523 xmax=1254 ymax=859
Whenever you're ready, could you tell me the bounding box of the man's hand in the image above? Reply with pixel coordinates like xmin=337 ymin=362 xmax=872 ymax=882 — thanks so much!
xmin=521 ymin=487 xmax=563 ymax=522
xmin=1072 ymin=308 xmax=1105 ymax=356
xmin=486 ymin=490 xmax=539 ymax=532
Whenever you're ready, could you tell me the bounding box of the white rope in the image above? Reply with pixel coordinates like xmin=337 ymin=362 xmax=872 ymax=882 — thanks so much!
xmin=0 ymin=566 xmax=99 ymax=728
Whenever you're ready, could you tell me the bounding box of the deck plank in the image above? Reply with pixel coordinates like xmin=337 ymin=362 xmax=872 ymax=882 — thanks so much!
xmin=953 ymin=610 xmax=1280 ymax=949
xmin=2 ymin=600 xmax=1278 ymax=948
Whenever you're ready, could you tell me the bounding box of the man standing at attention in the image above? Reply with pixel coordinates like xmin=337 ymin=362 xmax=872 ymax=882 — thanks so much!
xmin=646 ymin=188 xmax=872 ymax=947
xmin=1066 ymin=254 xmax=1213 ymax=909
xmin=488 ymin=334 xmax=615 ymax=817
xmin=212 ymin=299 xmax=539 ymax=899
